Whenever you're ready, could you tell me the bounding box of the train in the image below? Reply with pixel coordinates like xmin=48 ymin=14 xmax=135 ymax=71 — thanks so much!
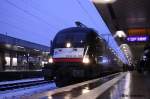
xmin=43 ymin=23 xmax=124 ymax=86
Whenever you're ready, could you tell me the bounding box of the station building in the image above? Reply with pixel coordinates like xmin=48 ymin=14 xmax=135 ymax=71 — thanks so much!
xmin=0 ymin=34 xmax=50 ymax=71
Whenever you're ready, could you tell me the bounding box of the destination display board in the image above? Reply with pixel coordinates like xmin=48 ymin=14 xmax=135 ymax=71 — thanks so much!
xmin=127 ymin=36 xmax=149 ymax=42
xmin=127 ymin=28 xmax=150 ymax=42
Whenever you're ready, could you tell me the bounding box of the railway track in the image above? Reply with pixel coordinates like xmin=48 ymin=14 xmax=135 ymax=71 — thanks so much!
xmin=0 ymin=80 xmax=49 ymax=91
xmin=0 ymin=73 xmax=119 ymax=92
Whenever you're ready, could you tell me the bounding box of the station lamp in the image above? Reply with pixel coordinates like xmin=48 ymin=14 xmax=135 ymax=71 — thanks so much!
xmin=115 ymin=30 xmax=126 ymax=38
xmin=123 ymin=46 xmax=126 ymax=49
xmin=48 ymin=57 xmax=53 ymax=63
xmin=124 ymin=49 xmax=128 ymax=52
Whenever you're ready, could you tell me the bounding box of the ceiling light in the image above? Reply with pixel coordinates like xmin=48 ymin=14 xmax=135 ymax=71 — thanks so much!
xmin=93 ymin=0 xmax=116 ymax=4
xmin=123 ymin=46 xmax=126 ymax=49
xmin=124 ymin=49 xmax=128 ymax=52
xmin=115 ymin=30 xmax=126 ymax=38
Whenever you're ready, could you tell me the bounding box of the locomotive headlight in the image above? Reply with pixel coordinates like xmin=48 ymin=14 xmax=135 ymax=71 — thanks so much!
xmin=66 ymin=42 xmax=71 ymax=48
xmin=48 ymin=57 xmax=53 ymax=63
xmin=83 ymin=56 xmax=90 ymax=64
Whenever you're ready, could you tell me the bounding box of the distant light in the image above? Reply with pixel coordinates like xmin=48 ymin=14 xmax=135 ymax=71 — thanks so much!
xmin=66 ymin=42 xmax=71 ymax=48
xmin=114 ymin=52 xmax=116 ymax=55
xmin=5 ymin=44 xmax=11 ymax=48
xmin=42 ymin=61 xmax=48 ymax=66
xmin=102 ymin=57 xmax=108 ymax=63
xmin=113 ymin=58 xmax=117 ymax=61
xmin=80 ymin=40 xmax=83 ymax=43
xmin=48 ymin=96 xmax=52 ymax=99
xmin=5 ymin=57 xmax=10 ymax=66
xmin=12 ymin=57 xmax=17 ymax=66
xmin=124 ymin=49 xmax=128 ymax=52
xmin=48 ymin=57 xmax=53 ymax=63
xmin=144 ymin=49 xmax=149 ymax=54
xmin=105 ymin=0 xmax=113 ymax=2
xmin=111 ymin=49 xmax=114 ymax=53
xmin=93 ymin=0 xmax=116 ymax=4
xmin=17 ymin=46 xmax=24 ymax=49
xmin=34 ymin=49 xmax=40 ymax=51
xmin=143 ymin=56 xmax=146 ymax=59
xmin=98 ymin=56 xmax=108 ymax=64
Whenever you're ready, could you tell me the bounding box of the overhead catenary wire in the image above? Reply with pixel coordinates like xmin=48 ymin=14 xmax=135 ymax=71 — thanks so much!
xmin=0 ymin=10 xmax=41 ymax=34
xmin=75 ymin=0 xmax=98 ymax=28
xmin=0 ymin=1 xmax=57 ymax=41
xmin=4 ymin=0 xmax=59 ymax=31
xmin=22 ymin=0 xmax=70 ymax=26
xmin=0 ymin=20 xmax=29 ymax=33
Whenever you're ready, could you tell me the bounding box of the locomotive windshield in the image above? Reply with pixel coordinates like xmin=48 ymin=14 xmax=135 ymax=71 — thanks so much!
xmin=53 ymin=31 xmax=87 ymax=48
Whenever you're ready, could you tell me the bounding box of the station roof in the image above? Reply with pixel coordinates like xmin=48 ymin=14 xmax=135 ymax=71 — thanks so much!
xmin=93 ymin=0 xmax=150 ymax=64
xmin=0 ymin=34 xmax=49 ymax=52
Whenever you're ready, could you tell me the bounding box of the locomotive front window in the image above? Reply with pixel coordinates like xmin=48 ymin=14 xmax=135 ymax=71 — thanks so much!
xmin=54 ymin=32 xmax=87 ymax=47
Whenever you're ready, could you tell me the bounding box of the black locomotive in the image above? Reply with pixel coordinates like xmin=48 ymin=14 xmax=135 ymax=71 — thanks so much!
xmin=43 ymin=24 xmax=123 ymax=86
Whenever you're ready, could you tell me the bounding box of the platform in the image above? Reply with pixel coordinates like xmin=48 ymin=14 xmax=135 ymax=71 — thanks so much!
xmin=98 ymin=71 xmax=150 ymax=99
xmin=27 ymin=72 xmax=150 ymax=99
xmin=1 ymin=71 xmax=150 ymax=99
xmin=23 ymin=72 xmax=125 ymax=99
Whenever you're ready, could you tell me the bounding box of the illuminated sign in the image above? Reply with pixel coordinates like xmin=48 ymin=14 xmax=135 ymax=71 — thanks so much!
xmin=127 ymin=28 xmax=150 ymax=36
xmin=127 ymin=36 xmax=149 ymax=42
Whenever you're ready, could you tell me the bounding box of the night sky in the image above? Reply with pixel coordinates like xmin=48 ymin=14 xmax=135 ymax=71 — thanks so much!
xmin=0 ymin=0 xmax=127 ymax=63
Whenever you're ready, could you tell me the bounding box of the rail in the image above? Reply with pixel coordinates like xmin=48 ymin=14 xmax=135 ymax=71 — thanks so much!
xmin=0 ymin=80 xmax=49 ymax=91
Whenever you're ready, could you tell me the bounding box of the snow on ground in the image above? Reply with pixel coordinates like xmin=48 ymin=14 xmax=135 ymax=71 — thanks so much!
xmin=0 ymin=82 xmax=57 ymax=99
xmin=0 ymin=78 xmax=44 ymax=85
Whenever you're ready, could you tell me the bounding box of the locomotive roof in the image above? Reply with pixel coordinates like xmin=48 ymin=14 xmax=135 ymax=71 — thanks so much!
xmin=57 ymin=27 xmax=95 ymax=34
